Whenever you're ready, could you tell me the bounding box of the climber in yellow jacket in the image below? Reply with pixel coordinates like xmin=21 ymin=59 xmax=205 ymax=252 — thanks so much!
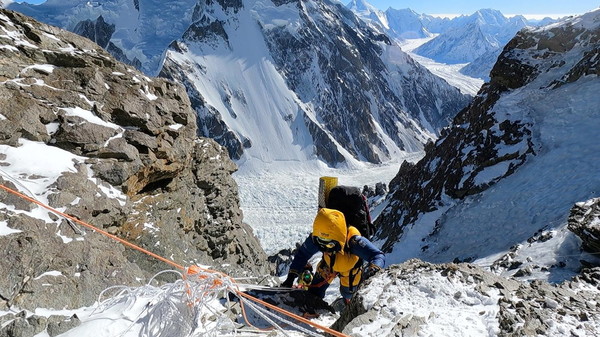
xmin=281 ymin=208 xmax=385 ymax=301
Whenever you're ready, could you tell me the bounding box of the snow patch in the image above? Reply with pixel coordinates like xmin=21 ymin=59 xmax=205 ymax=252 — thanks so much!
xmin=0 ymin=219 xmax=21 ymax=236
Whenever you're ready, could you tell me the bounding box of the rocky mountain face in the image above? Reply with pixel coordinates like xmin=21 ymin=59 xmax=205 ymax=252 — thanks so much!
xmin=334 ymin=260 xmax=600 ymax=336
xmin=0 ymin=8 xmax=268 ymax=320
xmin=374 ymin=10 xmax=600 ymax=268
xmin=160 ymin=0 xmax=470 ymax=165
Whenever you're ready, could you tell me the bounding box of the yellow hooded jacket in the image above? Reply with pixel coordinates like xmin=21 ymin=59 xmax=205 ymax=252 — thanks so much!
xmin=312 ymin=208 xmax=361 ymax=275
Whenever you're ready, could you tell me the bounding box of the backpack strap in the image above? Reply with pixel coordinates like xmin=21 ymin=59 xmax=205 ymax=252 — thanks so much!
xmin=361 ymin=194 xmax=374 ymax=239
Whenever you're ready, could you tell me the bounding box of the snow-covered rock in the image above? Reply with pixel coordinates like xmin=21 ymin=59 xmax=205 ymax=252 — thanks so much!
xmin=568 ymin=198 xmax=600 ymax=254
xmin=334 ymin=260 xmax=600 ymax=336
xmin=346 ymin=0 xmax=389 ymax=32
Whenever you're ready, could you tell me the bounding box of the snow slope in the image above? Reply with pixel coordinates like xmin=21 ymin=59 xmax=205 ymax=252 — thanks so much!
xmin=388 ymin=76 xmax=600 ymax=279
xmin=234 ymin=158 xmax=420 ymax=255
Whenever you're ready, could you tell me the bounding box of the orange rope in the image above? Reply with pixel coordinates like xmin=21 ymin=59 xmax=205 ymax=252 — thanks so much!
xmin=0 ymin=184 xmax=185 ymax=271
xmin=0 ymin=183 xmax=351 ymax=337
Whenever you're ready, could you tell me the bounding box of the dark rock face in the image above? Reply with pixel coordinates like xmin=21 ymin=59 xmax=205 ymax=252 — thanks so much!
xmin=73 ymin=15 xmax=115 ymax=49
xmin=0 ymin=8 xmax=268 ymax=312
xmin=568 ymin=198 xmax=600 ymax=254
xmin=333 ymin=260 xmax=600 ymax=336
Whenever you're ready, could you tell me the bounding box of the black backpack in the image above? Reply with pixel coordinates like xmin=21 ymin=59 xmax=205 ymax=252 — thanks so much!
xmin=326 ymin=185 xmax=375 ymax=239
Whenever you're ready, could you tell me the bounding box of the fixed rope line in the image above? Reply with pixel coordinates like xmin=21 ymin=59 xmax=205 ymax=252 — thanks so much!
xmin=0 ymin=183 xmax=351 ymax=337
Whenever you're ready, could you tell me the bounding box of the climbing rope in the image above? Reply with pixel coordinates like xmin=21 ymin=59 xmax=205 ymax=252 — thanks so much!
xmin=0 ymin=183 xmax=350 ymax=337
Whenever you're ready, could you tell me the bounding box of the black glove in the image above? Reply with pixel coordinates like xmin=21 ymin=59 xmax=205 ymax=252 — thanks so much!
xmin=281 ymin=273 xmax=297 ymax=287
xmin=362 ymin=264 xmax=381 ymax=280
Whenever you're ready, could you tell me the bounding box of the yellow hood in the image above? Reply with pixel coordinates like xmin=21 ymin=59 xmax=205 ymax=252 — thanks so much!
xmin=312 ymin=208 xmax=347 ymax=252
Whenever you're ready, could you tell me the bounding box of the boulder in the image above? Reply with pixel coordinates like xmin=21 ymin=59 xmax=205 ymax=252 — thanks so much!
xmin=568 ymin=198 xmax=600 ymax=254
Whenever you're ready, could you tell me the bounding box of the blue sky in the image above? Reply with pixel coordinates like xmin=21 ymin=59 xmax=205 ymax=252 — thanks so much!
xmin=16 ymin=0 xmax=600 ymax=17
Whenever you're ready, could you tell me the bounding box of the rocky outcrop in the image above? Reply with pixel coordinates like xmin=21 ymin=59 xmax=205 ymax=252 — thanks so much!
xmin=0 ymin=8 xmax=268 ymax=313
xmin=0 ymin=311 xmax=80 ymax=337
xmin=568 ymin=198 xmax=600 ymax=254
xmin=333 ymin=260 xmax=600 ymax=336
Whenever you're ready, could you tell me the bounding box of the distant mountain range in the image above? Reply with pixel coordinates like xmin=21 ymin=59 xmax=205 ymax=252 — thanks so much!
xmin=414 ymin=10 xmax=529 ymax=63
xmin=347 ymin=0 xmax=561 ymax=80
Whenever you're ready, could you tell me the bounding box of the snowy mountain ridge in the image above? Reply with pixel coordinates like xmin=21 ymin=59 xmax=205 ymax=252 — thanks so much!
xmin=158 ymin=0 xmax=470 ymax=166
xmin=347 ymin=2 xmax=553 ymax=81
xmin=376 ymin=8 xmax=600 ymax=282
